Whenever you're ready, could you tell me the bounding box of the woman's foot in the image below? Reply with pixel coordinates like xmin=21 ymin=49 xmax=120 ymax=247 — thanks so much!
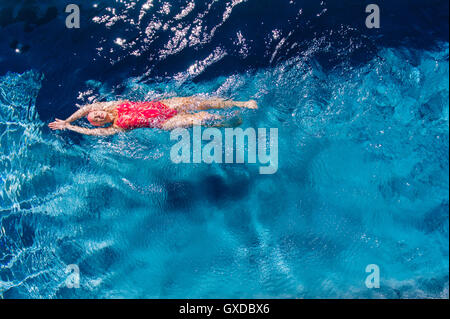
xmin=235 ymin=100 xmax=258 ymax=109
xmin=244 ymin=100 xmax=258 ymax=109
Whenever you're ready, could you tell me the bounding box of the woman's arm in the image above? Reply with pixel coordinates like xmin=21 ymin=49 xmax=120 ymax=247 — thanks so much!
xmin=64 ymin=104 xmax=96 ymax=123
xmin=66 ymin=124 xmax=122 ymax=136
xmin=49 ymin=119 xmax=123 ymax=136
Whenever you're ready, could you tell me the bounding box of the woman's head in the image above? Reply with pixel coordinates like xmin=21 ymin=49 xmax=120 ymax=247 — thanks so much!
xmin=87 ymin=110 xmax=111 ymax=126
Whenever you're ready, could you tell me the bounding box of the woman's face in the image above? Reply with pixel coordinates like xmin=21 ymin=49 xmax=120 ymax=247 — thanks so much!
xmin=87 ymin=111 xmax=109 ymax=126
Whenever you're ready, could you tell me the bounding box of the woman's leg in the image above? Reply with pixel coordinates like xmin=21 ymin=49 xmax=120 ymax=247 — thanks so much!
xmin=161 ymin=112 xmax=224 ymax=130
xmin=162 ymin=96 xmax=258 ymax=113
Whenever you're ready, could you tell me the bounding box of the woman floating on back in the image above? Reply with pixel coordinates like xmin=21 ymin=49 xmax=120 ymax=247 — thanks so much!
xmin=48 ymin=96 xmax=258 ymax=136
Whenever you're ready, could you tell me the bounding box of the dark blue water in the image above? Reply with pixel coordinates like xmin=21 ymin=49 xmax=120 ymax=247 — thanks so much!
xmin=0 ymin=0 xmax=448 ymax=298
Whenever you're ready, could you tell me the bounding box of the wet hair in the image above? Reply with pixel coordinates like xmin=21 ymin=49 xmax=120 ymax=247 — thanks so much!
xmin=87 ymin=112 xmax=104 ymax=126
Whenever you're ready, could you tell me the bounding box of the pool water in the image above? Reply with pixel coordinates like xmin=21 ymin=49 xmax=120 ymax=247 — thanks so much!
xmin=0 ymin=0 xmax=448 ymax=298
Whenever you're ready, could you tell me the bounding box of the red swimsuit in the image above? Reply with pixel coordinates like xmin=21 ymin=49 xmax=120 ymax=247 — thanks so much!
xmin=114 ymin=101 xmax=177 ymax=130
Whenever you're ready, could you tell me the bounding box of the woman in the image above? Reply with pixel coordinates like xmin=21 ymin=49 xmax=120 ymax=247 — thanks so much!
xmin=48 ymin=96 xmax=258 ymax=136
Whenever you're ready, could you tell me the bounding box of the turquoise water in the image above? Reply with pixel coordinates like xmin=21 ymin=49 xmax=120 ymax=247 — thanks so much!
xmin=1 ymin=41 xmax=448 ymax=298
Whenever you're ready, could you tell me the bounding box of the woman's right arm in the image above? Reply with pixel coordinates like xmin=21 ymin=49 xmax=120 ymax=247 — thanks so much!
xmin=49 ymin=119 xmax=123 ymax=136
xmin=66 ymin=124 xmax=122 ymax=136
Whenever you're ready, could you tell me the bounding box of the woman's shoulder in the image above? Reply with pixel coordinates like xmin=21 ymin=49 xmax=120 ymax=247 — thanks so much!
xmin=102 ymin=100 xmax=128 ymax=111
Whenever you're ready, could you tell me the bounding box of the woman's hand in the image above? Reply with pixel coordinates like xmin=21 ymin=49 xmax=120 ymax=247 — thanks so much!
xmin=48 ymin=118 xmax=69 ymax=130
xmin=48 ymin=119 xmax=121 ymax=136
